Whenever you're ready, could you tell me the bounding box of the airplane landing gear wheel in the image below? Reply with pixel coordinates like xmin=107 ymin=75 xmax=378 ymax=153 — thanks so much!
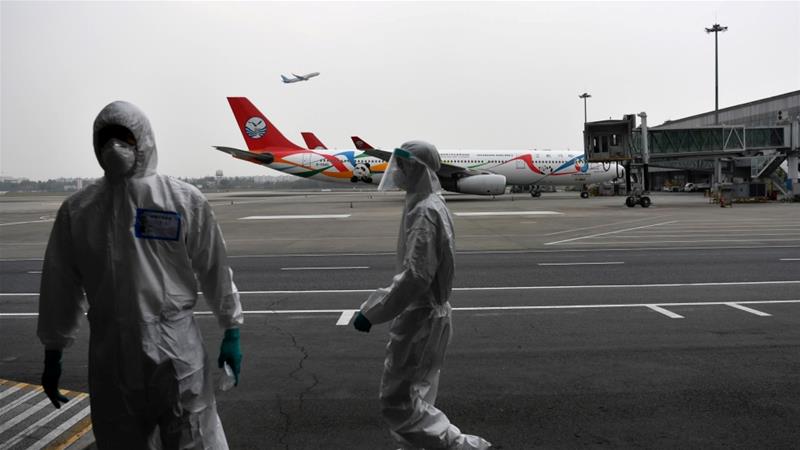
xmin=363 ymin=177 xmax=373 ymax=184
xmin=640 ymin=197 xmax=651 ymax=208
xmin=350 ymin=176 xmax=359 ymax=183
xmin=531 ymin=191 xmax=541 ymax=198
xmin=625 ymin=196 xmax=637 ymax=207
xmin=580 ymin=191 xmax=589 ymax=199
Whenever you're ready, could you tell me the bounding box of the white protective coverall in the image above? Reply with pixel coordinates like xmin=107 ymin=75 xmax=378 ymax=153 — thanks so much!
xmin=361 ymin=141 xmax=491 ymax=450
xmin=37 ymin=101 xmax=243 ymax=449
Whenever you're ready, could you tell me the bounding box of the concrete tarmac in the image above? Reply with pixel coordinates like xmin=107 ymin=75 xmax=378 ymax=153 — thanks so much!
xmin=1 ymin=190 xmax=799 ymax=449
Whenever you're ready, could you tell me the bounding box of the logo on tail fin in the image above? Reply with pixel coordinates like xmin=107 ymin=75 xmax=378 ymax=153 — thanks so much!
xmin=245 ymin=117 xmax=267 ymax=139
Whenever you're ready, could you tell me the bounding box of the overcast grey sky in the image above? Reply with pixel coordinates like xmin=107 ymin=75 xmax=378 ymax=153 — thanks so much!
xmin=1 ymin=1 xmax=798 ymax=180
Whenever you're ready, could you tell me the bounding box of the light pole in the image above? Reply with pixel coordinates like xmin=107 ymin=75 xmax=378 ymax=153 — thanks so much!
xmin=705 ymin=23 xmax=727 ymax=124
xmin=579 ymin=92 xmax=591 ymax=123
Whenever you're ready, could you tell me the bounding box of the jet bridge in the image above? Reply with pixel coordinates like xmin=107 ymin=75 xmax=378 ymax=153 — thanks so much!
xmin=584 ymin=114 xmax=799 ymax=206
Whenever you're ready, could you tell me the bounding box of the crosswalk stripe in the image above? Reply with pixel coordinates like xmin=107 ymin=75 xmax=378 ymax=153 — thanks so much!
xmin=0 ymin=393 xmax=88 ymax=450
xmin=0 ymin=387 xmax=43 ymax=416
xmin=28 ymin=405 xmax=92 ymax=450
xmin=0 ymin=383 xmax=24 ymax=401
xmin=0 ymin=397 xmax=52 ymax=436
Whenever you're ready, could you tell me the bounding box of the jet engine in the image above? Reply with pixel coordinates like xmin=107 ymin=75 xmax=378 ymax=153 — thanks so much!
xmin=442 ymin=174 xmax=507 ymax=195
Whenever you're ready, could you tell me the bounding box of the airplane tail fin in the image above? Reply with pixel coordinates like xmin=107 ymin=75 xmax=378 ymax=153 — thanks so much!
xmin=226 ymin=97 xmax=304 ymax=151
xmin=351 ymin=136 xmax=374 ymax=150
xmin=301 ymin=132 xmax=327 ymax=149
xmin=281 ymin=75 xmax=291 ymax=83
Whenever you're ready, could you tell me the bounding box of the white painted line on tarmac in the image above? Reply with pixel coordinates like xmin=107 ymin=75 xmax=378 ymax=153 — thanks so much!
xmin=780 ymin=258 xmax=800 ymax=261
xmin=646 ymin=304 xmax=684 ymax=319
xmin=0 ymin=393 xmax=88 ymax=450
xmin=0 ymin=386 xmax=43 ymax=416
xmin=281 ymin=266 xmax=369 ymax=271
xmin=545 ymin=221 xmax=678 ymax=245
xmin=0 ymin=219 xmax=54 ymax=227
xmin=725 ymin=303 xmax=771 ymax=317
xmin=219 ymin=244 xmax=800 ymax=259
xmin=538 ymin=262 xmax=624 ymax=266
xmin=0 ymin=383 xmax=24 ymax=401
xmin=0 ymin=397 xmax=51 ymax=436
xmin=239 ymin=214 xmax=351 ymax=220
xmin=336 ymin=309 xmax=357 ymax=326
xmin=3 ymin=300 xmax=799 ymax=319
xmin=3 ymin=280 xmax=800 ymax=298
xmin=560 ymin=238 xmax=800 ymax=245
xmin=455 ymin=211 xmax=562 ymax=217
xmin=28 ymin=405 xmax=92 ymax=450
xmin=27 ymin=271 xmax=42 ymax=274
xmin=545 ymin=217 xmax=662 ymax=236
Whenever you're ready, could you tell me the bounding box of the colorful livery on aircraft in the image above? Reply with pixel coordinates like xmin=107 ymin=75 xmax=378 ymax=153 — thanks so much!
xmin=215 ymin=97 xmax=622 ymax=196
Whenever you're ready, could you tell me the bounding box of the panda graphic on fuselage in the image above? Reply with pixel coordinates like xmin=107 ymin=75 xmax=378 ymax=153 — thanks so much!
xmin=351 ymin=162 xmax=372 ymax=184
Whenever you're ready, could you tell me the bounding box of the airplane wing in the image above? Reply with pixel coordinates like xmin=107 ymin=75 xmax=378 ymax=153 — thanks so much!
xmin=213 ymin=146 xmax=275 ymax=164
xmin=361 ymin=147 xmax=480 ymax=179
xmin=292 ymin=73 xmax=307 ymax=80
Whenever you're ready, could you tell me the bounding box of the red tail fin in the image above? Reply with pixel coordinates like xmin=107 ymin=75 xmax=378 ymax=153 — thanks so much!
xmin=301 ymin=132 xmax=328 ymax=150
xmin=226 ymin=97 xmax=303 ymax=151
xmin=351 ymin=136 xmax=374 ymax=150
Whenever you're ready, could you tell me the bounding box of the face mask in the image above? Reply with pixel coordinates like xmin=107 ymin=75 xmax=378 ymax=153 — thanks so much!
xmin=101 ymin=138 xmax=136 ymax=178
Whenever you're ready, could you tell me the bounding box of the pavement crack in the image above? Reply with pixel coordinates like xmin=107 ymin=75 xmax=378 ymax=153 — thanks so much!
xmin=264 ymin=297 xmax=319 ymax=446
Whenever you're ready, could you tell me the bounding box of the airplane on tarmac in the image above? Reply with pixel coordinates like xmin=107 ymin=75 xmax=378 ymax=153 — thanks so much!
xmin=214 ymin=97 xmax=623 ymax=197
xmin=281 ymin=72 xmax=320 ymax=83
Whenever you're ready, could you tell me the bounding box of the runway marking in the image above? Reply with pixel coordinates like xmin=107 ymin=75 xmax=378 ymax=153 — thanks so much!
xmin=545 ymin=221 xmax=679 ymax=245
xmin=239 ymin=214 xmax=351 ymax=220
xmin=27 ymin=270 xmax=42 ymax=274
xmin=0 ymin=393 xmax=89 ymax=450
xmin=281 ymin=266 xmax=369 ymax=271
xmin=537 ymin=262 xmax=624 ymax=266
xmin=28 ymin=405 xmax=92 ymax=450
xmin=454 ymin=211 xmax=562 ymax=217
xmin=0 ymin=219 xmax=54 ymax=227
xmin=0 ymin=386 xmax=43 ymax=416
xmin=560 ymin=238 xmax=800 ymax=245
xmin=780 ymin=258 xmax=800 ymax=261
xmin=224 ymin=244 xmax=800 ymax=259
xmin=336 ymin=309 xmax=357 ymax=326
xmin=0 ymin=397 xmax=51 ymax=436
xmin=544 ymin=217 xmax=662 ymax=236
xmin=3 ymin=280 xmax=800 ymax=298
xmin=0 ymin=383 xmax=24 ymax=401
xmin=4 ymin=300 xmax=799 ymax=321
xmin=725 ymin=303 xmax=771 ymax=316
xmin=646 ymin=304 xmax=684 ymax=319
xmin=594 ymin=233 xmax=798 ymax=238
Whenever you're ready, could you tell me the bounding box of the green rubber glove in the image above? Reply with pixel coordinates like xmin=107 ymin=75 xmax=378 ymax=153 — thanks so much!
xmin=218 ymin=328 xmax=242 ymax=386
xmin=42 ymin=349 xmax=69 ymax=409
xmin=353 ymin=311 xmax=372 ymax=333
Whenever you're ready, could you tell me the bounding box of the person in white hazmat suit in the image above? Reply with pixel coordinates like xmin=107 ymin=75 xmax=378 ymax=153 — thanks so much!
xmin=353 ymin=141 xmax=491 ymax=450
xmin=37 ymin=100 xmax=243 ymax=449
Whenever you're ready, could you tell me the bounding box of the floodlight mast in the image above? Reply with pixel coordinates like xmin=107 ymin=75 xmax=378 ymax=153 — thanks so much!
xmin=579 ymin=92 xmax=591 ymax=123
xmin=705 ymin=23 xmax=728 ymax=124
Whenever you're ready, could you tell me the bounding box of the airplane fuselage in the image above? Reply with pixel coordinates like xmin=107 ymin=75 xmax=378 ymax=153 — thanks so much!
xmin=252 ymin=148 xmax=619 ymax=189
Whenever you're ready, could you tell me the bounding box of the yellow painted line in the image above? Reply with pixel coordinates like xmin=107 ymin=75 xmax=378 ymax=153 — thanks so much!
xmin=0 ymin=393 xmax=89 ymax=449
xmin=50 ymin=416 xmax=93 ymax=450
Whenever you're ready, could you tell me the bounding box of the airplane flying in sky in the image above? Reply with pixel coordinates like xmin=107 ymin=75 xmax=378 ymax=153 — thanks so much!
xmin=281 ymin=72 xmax=320 ymax=83
xmin=215 ymin=97 xmax=623 ymax=197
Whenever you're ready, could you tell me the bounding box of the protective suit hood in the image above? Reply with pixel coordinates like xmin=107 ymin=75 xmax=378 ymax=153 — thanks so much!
xmin=93 ymin=101 xmax=158 ymax=179
xmin=380 ymin=140 xmax=442 ymax=199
